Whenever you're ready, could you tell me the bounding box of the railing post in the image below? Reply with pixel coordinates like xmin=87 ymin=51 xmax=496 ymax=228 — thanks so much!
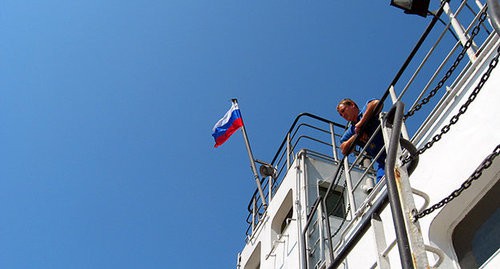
xmin=443 ymin=1 xmax=478 ymax=61
xmin=329 ymin=123 xmax=339 ymax=161
xmin=321 ymin=197 xmax=335 ymax=264
xmin=343 ymin=158 xmax=357 ymax=216
xmin=252 ymin=197 xmax=257 ymax=234
xmin=268 ymin=176 xmax=273 ymax=203
xmin=389 ymin=85 xmax=410 ymax=140
xmin=371 ymin=213 xmax=391 ymax=269
xmin=287 ymin=133 xmax=291 ymax=170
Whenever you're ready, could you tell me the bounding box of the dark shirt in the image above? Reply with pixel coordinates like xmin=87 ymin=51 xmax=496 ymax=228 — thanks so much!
xmin=340 ymin=99 xmax=384 ymax=159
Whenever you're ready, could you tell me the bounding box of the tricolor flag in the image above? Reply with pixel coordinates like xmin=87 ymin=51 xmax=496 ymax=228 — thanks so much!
xmin=212 ymin=102 xmax=244 ymax=148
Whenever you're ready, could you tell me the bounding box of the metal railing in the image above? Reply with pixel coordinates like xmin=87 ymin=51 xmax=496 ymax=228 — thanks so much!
xmin=245 ymin=113 xmax=346 ymax=237
xmin=325 ymin=0 xmax=498 ymax=268
xmin=244 ymin=0 xmax=498 ymax=268
xmin=245 ymin=0 xmax=497 ymax=238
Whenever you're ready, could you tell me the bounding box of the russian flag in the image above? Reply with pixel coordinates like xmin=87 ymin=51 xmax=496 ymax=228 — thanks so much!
xmin=212 ymin=102 xmax=244 ymax=148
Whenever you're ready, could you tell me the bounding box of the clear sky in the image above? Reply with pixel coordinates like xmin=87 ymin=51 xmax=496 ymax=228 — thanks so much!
xmin=0 ymin=1 xmax=433 ymax=268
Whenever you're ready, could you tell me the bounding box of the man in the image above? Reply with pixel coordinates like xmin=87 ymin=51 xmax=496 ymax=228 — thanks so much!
xmin=337 ymin=98 xmax=385 ymax=183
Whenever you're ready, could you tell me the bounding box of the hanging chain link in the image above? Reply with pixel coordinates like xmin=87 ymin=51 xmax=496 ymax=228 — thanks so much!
xmin=331 ymin=204 xmax=350 ymax=238
xmin=401 ymin=8 xmax=493 ymax=165
xmin=403 ymin=44 xmax=500 ymax=165
xmin=325 ymin=172 xmax=350 ymax=240
xmin=325 ymin=166 xmax=345 ymax=216
xmin=402 ymin=44 xmax=500 ymax=165
xmin=404 ymin=9 xmax=489 ymax=120
xmin=413 ymin=144 xmax=500 ymax=221
xmin=399 ymin=7 xmax=500 ymax=221
xmin=331 ymin=201 xmax=351 ymax=239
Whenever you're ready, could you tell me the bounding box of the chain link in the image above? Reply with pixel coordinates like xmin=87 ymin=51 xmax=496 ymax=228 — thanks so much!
xmin=404 ymin=9 xmax=488 ymax=120
xmin=325 ymin=174 xmax=350 ymax=240
xmin=413 ymin=144 xmax=500 ymax=221
xmin=326 ymin=167 xmax=346 ymax=215
xmin=331 ymin=202 xmax=351 ymax=239
xmin=401 ymin=7 xmax=500 ymax=221
xmin=402 ymin=44 xmax=500 ymax=165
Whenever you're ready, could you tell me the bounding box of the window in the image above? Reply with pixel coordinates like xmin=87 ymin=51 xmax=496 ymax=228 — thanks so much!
xmin=280 ymin=207 xmax=293 ymax=234
xmin=319 ymin=186 xmax=346 ymax=218
xmin=243 ymin=243 xmax=261 ymax=269
xmin=271 ymin=190 xmax=293 ymax=241
xmin=452 ymin=180 xmax=500 ymax=269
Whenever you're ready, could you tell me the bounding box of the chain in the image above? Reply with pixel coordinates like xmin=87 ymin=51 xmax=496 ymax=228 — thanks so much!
xmin=413 ymin=144 xmax=500 ymax=221
xmin=331 ymin=202 xmax=351 ymax=239
xmin=336 ymin=164 xmax=344 ymax=185
xmin=327 ymin=167 xmax=345 ymax=214
xmin=402 ymin=45 xmax=500 ymax=165
xmin=404 ymin=9 xmax=489 ymax=120
xmin=324 ymin=177 xmax=350 ymax=240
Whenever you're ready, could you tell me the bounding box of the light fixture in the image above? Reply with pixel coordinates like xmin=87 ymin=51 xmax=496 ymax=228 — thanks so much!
xmin=391 ymin=0 xmax=430 ymax=17
xmin=259 ymin=163 xmax=277 ymax=178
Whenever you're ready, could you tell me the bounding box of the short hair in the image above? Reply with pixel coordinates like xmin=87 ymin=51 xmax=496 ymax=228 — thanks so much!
xmin=337 ymin=98 xmax=358 ymax=112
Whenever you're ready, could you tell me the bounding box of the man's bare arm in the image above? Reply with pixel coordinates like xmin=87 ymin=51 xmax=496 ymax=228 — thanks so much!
xmin=355 ymin=99 xmax=382 ymax=134
xmin=340 ymin=134 xmax=358 ymax=155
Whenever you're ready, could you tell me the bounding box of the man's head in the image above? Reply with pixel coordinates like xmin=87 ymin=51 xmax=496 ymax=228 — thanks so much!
xmin=337 ymin=98 xmax=359 ymax=122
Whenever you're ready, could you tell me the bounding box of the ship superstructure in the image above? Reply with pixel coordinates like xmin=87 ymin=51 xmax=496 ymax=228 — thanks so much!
xmin=237 ymin=1 xmax=500 ymax=268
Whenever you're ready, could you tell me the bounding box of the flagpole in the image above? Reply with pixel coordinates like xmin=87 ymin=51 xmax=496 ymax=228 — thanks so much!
xmin=232 ymin=99 xmax=267 ymax=208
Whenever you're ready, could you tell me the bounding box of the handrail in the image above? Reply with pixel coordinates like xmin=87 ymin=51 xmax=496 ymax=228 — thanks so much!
xmin=329 ymin=1 xmax=495 ymax=265
xmin=245 ymin=113 xmax=347 ymax=236
xmin=270 ymin=113 xmax=345 ymax=165
xmin=378 ymin=0 xmax=451 ymax=108
xmin=246 ymin=0 xmax=452 ymax=237
xmin=244 ymin=0 xmax=450 ymax=229
xmin=328 ymin=102 xmax=415 ymax=269
xmin=246 ymin=114 xmax=343 ymax=202
xmin=331 ymin=0 xmax=452 ymax=213
xmin=244 ymin=1 xmax=498 ymax=265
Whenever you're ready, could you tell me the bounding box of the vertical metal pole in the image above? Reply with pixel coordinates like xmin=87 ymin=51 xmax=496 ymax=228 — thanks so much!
xmin=371 ymin=213 xmax=391 ymax=269
xmin=383 ymin=102 xmax=430 ymax=269
xmin=443 ymin=2 xmax=477 ymax=61
xmin=321 ymin=198 xmax=335 ymax=264
xmin=297 ymin=153 xmax=307 ymax=269
xmin=382 ymin=102 xmax=414 ymax=269
xmin=389 ymin=85 xmax=410 ymax=140
xmin=268 ymin=176 xmax=273 ymax=203
xmin=233 ymin=99 xmax=267 ymax=208
xmin=343 ymin=158 xmax=357 ymax=217
xmin=329 ymin=123 xmax=339 ymax=161
xmin=287 ymin=133 xmax=291 ymax=169
xmin=317 ymin=202 xmax=326 ymax=265
xmin=252 ymin=197 xmax=257 ymax=234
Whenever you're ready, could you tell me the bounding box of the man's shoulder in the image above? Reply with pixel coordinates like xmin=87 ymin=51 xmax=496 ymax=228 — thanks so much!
xmin=360 ymin=99 xmax=380 ymax=113
xmin=364 ymin=98 xmax=378 ymax=108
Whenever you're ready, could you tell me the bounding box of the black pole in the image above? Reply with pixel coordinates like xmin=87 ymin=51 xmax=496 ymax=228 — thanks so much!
xmin=384 ymin=102 xmax=414 ymax=269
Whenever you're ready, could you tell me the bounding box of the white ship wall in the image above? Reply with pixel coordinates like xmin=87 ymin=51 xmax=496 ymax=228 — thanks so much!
xmin=239 ymin=154 xmax=304 ymax=269
xmin=239 ymin=11 xmax=500 ymax=269
xmin=409 ymin=35 xmax=500 ymax=268
xmin=339 ymin=36 xmax=500 ymax=269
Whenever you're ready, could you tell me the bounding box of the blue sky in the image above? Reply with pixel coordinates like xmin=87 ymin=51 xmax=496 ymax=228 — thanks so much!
xmin=0 ymin=1 xmax=432 ymax=268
